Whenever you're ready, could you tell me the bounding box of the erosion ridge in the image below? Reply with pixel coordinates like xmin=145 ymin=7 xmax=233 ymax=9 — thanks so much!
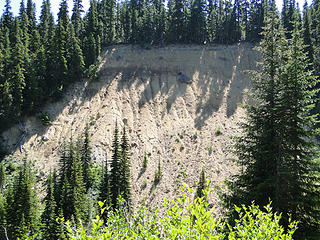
xmin=1 ymin=43 xmax=258 ymax=210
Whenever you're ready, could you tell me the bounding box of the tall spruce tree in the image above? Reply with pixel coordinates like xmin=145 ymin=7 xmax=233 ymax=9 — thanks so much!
xmin=302 ymin=1 xmax=313 ymax=64
xmin=68 ymin=26 xmax=85 ymax=83
xmin=195 ymin=168 xmax=207 ymax=200
xmin=189 ymin=0 xmax=207 ymax=43
xmin=110 ymin=122 xmax=121 ymax=208
xmin=99 ymin=154 xmax=111 ymax=219
xmin=168 ymin=0 xmax=185 ymax=42
xmin=274 ymin=13 xmax=320 ymax=237
xmin=41 ymin=171 xmax=60 ymax=240
xmin=311 ymin=0 xmax=320 ymax=77
xmin=81 ymin=124 xmax=92 ymax=191
xmin=2 ymin=0 xmax=13 ymax=37
xmin=56 ymin=139 xmax=87 ymax=223
xmin=5 ymin=158 xmax=39 ymax=239
xmin=119 ymin=126 xmax=131 ymax=207
xmin=71 ymin=140 xmax=87 ymax=224
xmin=53 ymin=0 xmax=70 ymax=91
xmin=98 ymin=0 xmax=116 ymax=45
xmin=26 ymin=0 xmax=36 ymax=35
xmin=9 ymin=18 xmax=26 ymax=121
xmin=71 ymin=0 xmax=84 ymax=38
xmin=224 ymin=7 xmax=320 ymax=238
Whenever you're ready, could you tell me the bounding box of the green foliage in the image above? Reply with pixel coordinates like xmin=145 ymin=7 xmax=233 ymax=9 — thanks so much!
xmin=5 ymin=158 xmax=40 ymax=240
xmin=85 ymin=63 xmax=99 ymax=82
xmin=110 ymin=122 xmax=121 ymax=208
xmin=63 ymin=186 xmax=297 ymax=239
xmin=215 ymin=128 xmax=222 ymax=136
xmin=224 ymin=6 xmax=320 ymax=239
xmin=107 ymin=123 xmax=132 ymax=210
xmin=81 ymin=124 xmax=92 ymax=191
xmin=55 ymin=137 xmax=88 ymax=225
xmin=195 ymin=168 xmax=207 ymax=200
xmin=142 ymin=152 xmax=148 ymax=168
xmin=39 ymin=112 xmax=52 ymax=126
xmin=41 ymin=171 xmax=60 ymax=240
xmin=119 ymin=126 xmax=131 ymax=207
xmin=0 ymin=141 xmax=7 ymax=161
xmin=154 ymin=159 xmax=162 ymax=184
xmin=228 ymin=203 xmax=298 ymax=239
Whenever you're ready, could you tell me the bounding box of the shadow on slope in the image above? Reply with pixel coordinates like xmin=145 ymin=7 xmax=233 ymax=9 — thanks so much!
xmin=1 ymin=44 xmax=256 ymax=155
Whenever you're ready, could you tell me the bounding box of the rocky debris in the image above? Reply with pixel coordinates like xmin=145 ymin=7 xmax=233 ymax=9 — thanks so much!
xmin=42 ymin=136 xmax=49 ymax=142
xmin=177 ymin=72 xmax=192 ymax=84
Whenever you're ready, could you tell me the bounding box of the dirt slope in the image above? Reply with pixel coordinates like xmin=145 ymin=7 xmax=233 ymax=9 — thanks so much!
xmin=1 ymin=43 xmax=258 ymax=211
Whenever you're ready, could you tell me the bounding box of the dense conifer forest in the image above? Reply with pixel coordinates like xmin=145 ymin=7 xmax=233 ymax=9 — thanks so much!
xmin=0 ymin=0 xmax=320 ymax=239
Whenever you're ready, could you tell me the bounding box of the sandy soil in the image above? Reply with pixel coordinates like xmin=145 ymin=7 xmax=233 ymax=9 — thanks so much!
xmin=1 ymin=43 xmax=259 ymax=213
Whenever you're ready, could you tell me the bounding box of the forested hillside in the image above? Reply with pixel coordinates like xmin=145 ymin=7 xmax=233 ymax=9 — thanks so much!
xmin=1 ymin=0 xmax=320 ymax=239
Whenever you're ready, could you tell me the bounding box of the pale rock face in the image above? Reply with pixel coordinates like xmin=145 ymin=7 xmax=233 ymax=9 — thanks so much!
xmin=1 ymin=43 xmax=258 ymax=213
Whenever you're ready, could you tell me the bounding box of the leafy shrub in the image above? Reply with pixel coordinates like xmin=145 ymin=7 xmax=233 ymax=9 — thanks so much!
xmin=143 ymin=152 xmax=148 ymax=168
xmin=39 ymin=113 xmax=52 ymax=126
xmin=85 ymin=63 xmax=99 ymax=82
xmin=60 ymin=186 xmax=297 ymax=240
xmin=154 ymin=160 xmax=162 ymax=184
xmin=215 ymin=128 xmax=222 ymax=136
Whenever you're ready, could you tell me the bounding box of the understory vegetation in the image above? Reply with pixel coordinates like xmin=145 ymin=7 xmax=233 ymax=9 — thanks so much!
xmin=61 ymin=188 xmax=298 ymax=240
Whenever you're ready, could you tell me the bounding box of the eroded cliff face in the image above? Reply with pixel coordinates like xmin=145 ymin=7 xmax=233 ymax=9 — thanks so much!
xmin=1 ymin=43 xmax=258 ymax=210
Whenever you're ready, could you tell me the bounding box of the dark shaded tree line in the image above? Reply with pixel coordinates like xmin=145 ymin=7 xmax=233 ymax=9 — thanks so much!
xmin=0 ymin=124 xmax=131 ymax=239
xmin=1 ymin=0 xmax=320 ymax=131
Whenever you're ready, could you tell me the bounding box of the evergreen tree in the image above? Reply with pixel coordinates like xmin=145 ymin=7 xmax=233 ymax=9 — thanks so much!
xmin=56 ymin=139 xmax=87 ymax=224
xmin=56 ymin=142 xmax=73 ymax=219
xmin=206 ymin=0 xmax=218 ymax=42
xmin=71 ymin=0 xmax=84 ymax=38
xmin=114 ymin=2 xmax=124 ymax=43
xmin=98 ymin=0 xmax=116 ymax=45
xmin=26 ymin=0 xmax=37 ymax=34
xmin=99 ymin=155 xmax=111 ymax=219
xmin=224 ymin=7 xmax=320 ymax=238
xmin=119 ymin=126 xmax=131 ymax=207
xmin=302 ymin=1 xmax=313 ymax=64
xmin=195 ymin=168 xmax=206 ymax=199
xmin=282 ymin=0 xmax=295 ymax=38
xmin=71 ymin=141 xmax=87 ymax=224
xmin=0 ymin=191 xmax=6 ymax=239
xmin=274 ymin=13 xmax=320 ymax=237
xmin=0 ymin=163 xmax=5 ymax=190
xmin=84 ymin=0 xmax=100 ymax=66
xmin=9 ymin=18 xmax=26 ymax=121
xmin=68 ymin=26 xmax=85 ymax=83
xmin=52 ymin=0 xmax=70 ymax=91
xmin=189 ymin=0 xmax=207 ymax=43
xmin=121 ymin=1 xmax=131 ymax=43
xmin=110 ymin=122 xmax=121 ymax=208
xmin=39 ymin=0 xmax=54 ymax=40
xmin=168 ymin=0 xmax=185 ymax=42
xmin=5 ymin=159 xmax=39 ymax=239
xmin=41 ymin=171 xmax=60 ymax=240
xmin=130 ymin=0 xmax=139 ymax=43
xmin=1 ymin=0 xmax=13 ymax=35
xmin=246 ymin=0 xmax=265 ymax=41
xmin=32 ymin=33 xmax=47 ymax=104
xmin=81 ymin=124 xmax=92 ymax=191
xmin=311 ymin=0 xmax=320 ymax=76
